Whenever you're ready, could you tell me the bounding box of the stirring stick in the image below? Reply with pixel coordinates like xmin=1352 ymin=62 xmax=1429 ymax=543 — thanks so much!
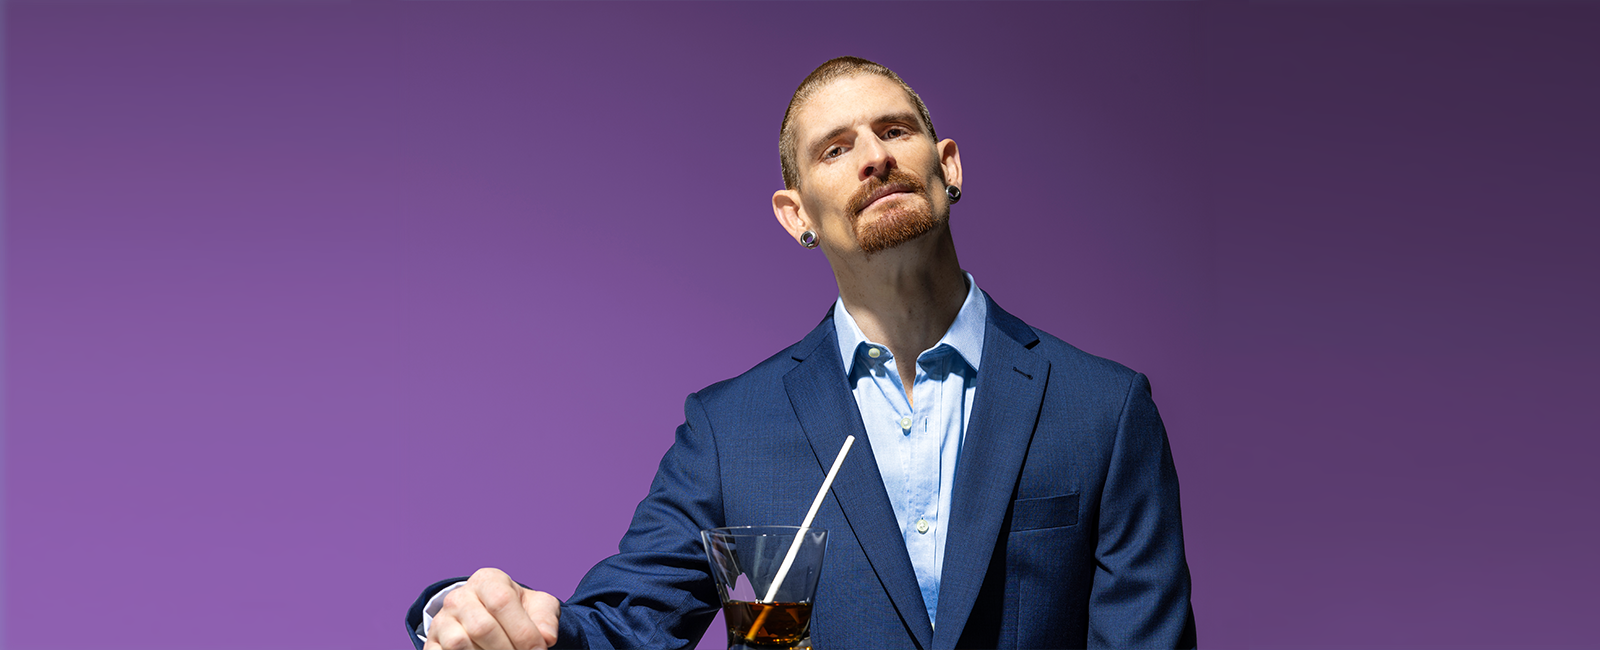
xmin=763 ymin=435 xmax=853 ymax=603
xmin=745 ymin=435 xmax=855 ymax=642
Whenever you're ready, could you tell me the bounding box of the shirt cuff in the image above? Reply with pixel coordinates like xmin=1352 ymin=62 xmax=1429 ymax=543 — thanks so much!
xmin=417 ymin=581 xmax=468 ymax=642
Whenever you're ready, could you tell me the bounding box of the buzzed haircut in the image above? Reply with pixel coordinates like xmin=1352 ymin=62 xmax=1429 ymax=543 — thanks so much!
xmin=779 ymin=56 xmax=938 ymax=190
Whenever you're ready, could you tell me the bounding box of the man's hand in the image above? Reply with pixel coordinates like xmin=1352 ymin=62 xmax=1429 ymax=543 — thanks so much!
xmin=424 ymin=567 xmax=560 ymax=650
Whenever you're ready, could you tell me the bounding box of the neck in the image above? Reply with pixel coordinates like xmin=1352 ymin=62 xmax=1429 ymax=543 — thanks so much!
xmin=831 ymin=225 xmax=967 ymax=371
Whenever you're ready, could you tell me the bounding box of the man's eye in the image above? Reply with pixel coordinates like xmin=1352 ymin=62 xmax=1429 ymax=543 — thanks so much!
xmin=884 ymin=127 xmax=907 ymax=138
xmin=824 ymin=146 xmax=844 ymax=159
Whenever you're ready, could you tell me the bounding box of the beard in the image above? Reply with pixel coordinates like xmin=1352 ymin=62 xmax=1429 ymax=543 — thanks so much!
xmin=846 ymin=169 xmax=945 ymax=254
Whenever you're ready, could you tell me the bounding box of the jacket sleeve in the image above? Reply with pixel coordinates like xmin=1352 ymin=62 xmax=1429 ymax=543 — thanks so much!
xmin=551 ymin=393 xmax=726 ymax=649
xmin=1088 ymin=373 xmax=1198 ymax=648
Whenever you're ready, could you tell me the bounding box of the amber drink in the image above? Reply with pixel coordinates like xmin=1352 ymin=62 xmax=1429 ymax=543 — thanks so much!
xmin=702 ymin=526 xmax=828 ymax=650
xmin=722 ymin=600 xmax=812 ymax=647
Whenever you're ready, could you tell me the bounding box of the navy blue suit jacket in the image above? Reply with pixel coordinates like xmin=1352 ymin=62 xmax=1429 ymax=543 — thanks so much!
xmin=408 ymin=294 xmax=1196 ymax=649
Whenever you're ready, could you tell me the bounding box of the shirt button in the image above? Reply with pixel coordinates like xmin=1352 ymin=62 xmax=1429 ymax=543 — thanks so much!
xmin=916 ymin=519 xmax=930 ymax=534
xmin=899 ymin=416 xmax=912 ymax=430
xmin=868 ymin=347 xmax=881 ymax=358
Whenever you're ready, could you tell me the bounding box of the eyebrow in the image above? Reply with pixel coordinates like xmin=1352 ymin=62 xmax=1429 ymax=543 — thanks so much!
xmin=806 ymin=111 xmax=924 ymax=161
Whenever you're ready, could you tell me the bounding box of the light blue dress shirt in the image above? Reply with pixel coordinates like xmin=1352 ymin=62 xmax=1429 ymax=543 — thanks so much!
xmin=830 ymin=272 xmax=986 ymax=629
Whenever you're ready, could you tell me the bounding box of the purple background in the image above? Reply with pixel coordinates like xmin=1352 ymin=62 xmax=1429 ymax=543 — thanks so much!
xmin=6 ymin=2 xmax=1597 ymax=649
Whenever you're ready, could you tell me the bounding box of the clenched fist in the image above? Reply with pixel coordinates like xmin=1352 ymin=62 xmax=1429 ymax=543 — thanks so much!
xmin=424 ymin=568 xmax=560 ymax=650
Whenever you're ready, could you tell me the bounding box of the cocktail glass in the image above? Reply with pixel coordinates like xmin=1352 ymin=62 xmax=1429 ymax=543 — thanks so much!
xmin=701 ymin=526 xmax=828 ymax=650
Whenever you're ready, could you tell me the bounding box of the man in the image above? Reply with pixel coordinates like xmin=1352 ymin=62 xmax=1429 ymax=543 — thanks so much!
xmin=410 ymin=56 xmax=1196 ymax=650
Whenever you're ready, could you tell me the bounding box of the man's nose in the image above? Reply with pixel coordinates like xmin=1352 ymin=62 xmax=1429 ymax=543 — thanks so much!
xmin=858 ymin=131 xmax=894 ymax=181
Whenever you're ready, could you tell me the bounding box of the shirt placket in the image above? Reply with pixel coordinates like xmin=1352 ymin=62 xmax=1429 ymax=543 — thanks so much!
xmin=873 ymin=350 xmax=914 ymax=529
xmin=909 ymin=352 xmax=945 ymax=623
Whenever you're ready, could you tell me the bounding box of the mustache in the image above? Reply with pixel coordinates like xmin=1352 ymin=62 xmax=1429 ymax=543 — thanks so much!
xmin=846 ymin=170 xmax=928 ymax=218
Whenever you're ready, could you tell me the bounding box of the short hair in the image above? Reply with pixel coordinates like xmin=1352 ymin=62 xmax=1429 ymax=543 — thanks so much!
xmin=779 ymin=56 xmax=938 ymax=190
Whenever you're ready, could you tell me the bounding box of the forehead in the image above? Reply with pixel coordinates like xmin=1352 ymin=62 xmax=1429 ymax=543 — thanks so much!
xmin=792 ymin=74 xmax=920 ymax=144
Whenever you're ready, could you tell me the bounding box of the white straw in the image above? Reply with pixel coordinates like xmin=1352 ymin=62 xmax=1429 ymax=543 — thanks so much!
xmin=760 ymin=435 xmax=855 ymax=604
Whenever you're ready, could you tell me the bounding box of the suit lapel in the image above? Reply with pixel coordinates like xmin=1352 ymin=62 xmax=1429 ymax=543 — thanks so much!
xmin=784 ymin=316 xmax=936 ymax=649
xmin=932 ymin=295 xmax=1049 ymax=649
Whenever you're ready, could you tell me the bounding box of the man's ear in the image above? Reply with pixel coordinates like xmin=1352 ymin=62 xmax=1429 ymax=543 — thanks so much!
xmin=938 ymin=138 xmax=962 ymax=194
xmin=772 ymin=188 xmax=813 ymax=246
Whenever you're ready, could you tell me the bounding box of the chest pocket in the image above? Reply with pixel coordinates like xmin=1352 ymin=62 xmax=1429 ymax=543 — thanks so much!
xmin=1010 ymin=492 xmax=1080 ymax=531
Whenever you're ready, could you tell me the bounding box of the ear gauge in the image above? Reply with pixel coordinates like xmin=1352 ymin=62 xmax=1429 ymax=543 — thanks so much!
xmin=945 ymin=185 xmax=962 ymax=204
xmin=800 ymin=230 xmax=819 ymax=249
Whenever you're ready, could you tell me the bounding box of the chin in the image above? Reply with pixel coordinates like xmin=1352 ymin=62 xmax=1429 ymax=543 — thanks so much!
xmin=856 ymin=202 xmax=943 ymax=254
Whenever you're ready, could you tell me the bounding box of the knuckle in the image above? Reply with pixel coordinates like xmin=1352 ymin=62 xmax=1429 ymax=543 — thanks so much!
xmin=478 ymin=583 xmax=515 ymax=611
xmin=435 ymin=623 xmax=471 ymax=650
xmin=427 ymin=613 xmax=455 ymax=638
xmin=506 ymin=626 xmax=540 ymax=649
xmin=460 ymin=607 xmax=498 ymax=639
xmin=469 ymin=566 xmax=507 ymax=584
xmin=441 ymin=588 xmax=470 ymax=611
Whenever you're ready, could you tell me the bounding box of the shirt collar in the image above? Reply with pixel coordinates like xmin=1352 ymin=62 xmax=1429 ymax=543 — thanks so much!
xmin=832 ymin=272 xmax=987 ymax=374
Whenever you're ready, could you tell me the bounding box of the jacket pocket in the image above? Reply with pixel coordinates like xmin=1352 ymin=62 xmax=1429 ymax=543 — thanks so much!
xmin=1010 ymin=492 xmax=1079 ymax=531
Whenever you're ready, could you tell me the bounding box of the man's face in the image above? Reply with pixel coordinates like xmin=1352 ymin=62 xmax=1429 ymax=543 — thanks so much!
xmin=788 ymin=75 xmax=953 ymax=255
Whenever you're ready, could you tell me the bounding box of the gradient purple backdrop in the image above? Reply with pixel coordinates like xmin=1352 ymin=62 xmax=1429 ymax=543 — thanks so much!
xmin=5 ymin=2 xmax=1597 ymax=649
